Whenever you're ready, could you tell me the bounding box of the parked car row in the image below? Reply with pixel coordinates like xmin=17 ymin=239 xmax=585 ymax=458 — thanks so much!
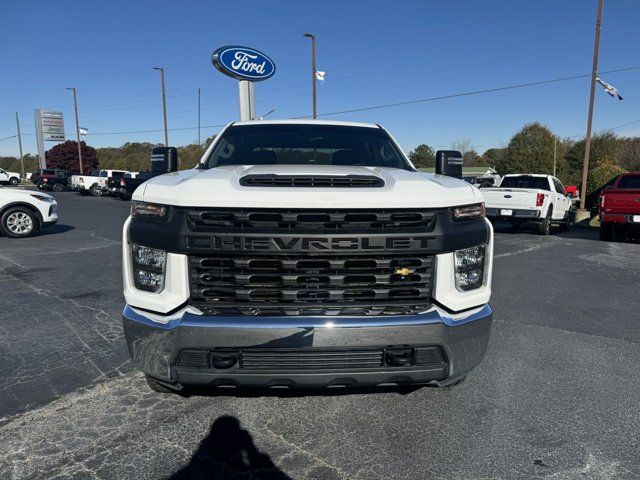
xmin=25 ymin=168 xmax=147 ymax=200
xmin=482 ymin=171 xmax=640 ymax=241
xmin=69 ymin=169 xmax=130 ymax=196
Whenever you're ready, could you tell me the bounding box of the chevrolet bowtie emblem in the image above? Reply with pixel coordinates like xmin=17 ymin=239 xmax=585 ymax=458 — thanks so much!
xmin=394 ymin=267 xmax=415 ymax=276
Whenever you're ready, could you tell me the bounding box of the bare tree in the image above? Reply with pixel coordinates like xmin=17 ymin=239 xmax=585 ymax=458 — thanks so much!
xmin=451 ymin=137 xmax=473 ymax=155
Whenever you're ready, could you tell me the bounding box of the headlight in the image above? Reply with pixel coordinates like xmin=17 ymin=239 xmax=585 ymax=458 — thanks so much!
xmin=454 ymin=245 xmax=486 ymax=291
xmin=451 ymin=203 xmax=485 ymax=221
xmin=131 ymin=202 xmax=168 ymax=218
xmin=30 ymin=194 xmax=54 ymax=203
xmin=131 ymin=245 xmax=166 ymax=292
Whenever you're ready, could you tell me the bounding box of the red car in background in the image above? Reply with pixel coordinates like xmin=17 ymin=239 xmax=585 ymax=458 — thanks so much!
xmin=599 ymin=172 xmax=640 ymax=240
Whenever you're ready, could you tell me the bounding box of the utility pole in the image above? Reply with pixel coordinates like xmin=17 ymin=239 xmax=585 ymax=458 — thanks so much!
xmin=198 ymin=88 xmax=201 ymax=147
xmin=153 ymin=67 xmax=169 ymax=146
xmin=303 ymin=33 xmax=317 ymax=119
xmin=15 ymin=112 xmax=24 ymax=179
xmin=66 ymin=87 xmax=83 ymax=175
xmin=578 ymin=0 xmax=604 ymax=215
xmin=553 ymin=137 xmax=557 ymax=177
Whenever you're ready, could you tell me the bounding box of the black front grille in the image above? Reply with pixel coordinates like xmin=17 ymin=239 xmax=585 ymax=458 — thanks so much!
xmin=185 ymin=208 xmax=437 ymax=233
xmin=175 ymin=346 xmax=447 ymax=371
xmin=241 ymin=349 xmax=384 ymax=370
xmin=239 ymin=174 xmax=385 ymax=188
xmin=189 ymin=254 xmax=434 ymax=316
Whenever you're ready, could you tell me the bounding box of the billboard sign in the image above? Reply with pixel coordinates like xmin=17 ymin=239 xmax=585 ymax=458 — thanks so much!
xmin=38 ymin=110 xmax=65 ymax=141
xmin=34 ymin=109 xmax=66 ymax=168
xmin=211 ymin=46 xmax=276 ymax=82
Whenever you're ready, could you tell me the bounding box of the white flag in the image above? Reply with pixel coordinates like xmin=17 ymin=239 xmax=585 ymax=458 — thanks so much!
xmin=79 ymin=127 xmax=88 ymax=136
xmin=596 ymin=77 xmax=623 ymax=100
xmin=316 ymin=71 xmax=327 ymax=82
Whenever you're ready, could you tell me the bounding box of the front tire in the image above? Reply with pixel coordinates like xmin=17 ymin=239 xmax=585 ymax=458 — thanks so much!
xmin=90 ymin=184 xmax=103 ymax=197
xmin=9 ymin=177 xmax=19 ymax=186
xmin=437 ymin=376 xmax=467 ymax=389
xmin=52 ymin=183 xmax=64 ymax=192
xmin=1 ymin=206 xmax=38 ymax=238
xmin=145 ymin=375 xmax=177 ymax=394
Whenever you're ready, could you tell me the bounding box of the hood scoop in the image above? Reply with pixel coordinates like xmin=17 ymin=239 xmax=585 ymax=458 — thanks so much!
xmin=239 ymin=174 xmax=385 ymax=188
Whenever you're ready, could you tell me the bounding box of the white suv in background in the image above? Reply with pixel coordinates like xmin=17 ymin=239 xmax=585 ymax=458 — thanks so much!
xmin=0 ymin=189 xmax=58 ymax=238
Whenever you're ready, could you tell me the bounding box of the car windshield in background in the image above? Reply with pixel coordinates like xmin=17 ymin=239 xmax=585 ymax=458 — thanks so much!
xmin=500 ymin=176 xmax=550 ymax=190
xmin=203 ymin=124 xmax=411 ymax=170
xmin=617 ymin=175 xmax=640 ymax=189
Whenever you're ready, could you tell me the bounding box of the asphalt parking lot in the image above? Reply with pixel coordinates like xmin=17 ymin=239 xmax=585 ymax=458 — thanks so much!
xmin=1 ymin=190 xmax=639 ymax=480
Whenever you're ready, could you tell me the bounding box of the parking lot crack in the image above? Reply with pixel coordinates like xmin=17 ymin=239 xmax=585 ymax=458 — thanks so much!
xmin=262 ymin=419 xmax=352 ymax=479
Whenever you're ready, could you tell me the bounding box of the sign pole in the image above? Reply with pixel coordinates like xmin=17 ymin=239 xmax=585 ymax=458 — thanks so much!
xmin=578 ymin=0 xmax=604 ymax=215
xmin=238 ymin=80 xmax=255 ymax=121
xmin=15 ymin=112 xmax=24 ymax=179
xmin=303 ymin=33 xmax=317 ymax=119
xmin=66 ymin=88 xmax=83 ymax=175
xmin=34 ymin=109 xmax=46 ymax=169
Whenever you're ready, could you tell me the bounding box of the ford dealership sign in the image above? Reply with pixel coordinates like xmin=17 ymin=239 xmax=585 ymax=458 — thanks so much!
xmin=212 ymin=46 xmax=276 ymax=81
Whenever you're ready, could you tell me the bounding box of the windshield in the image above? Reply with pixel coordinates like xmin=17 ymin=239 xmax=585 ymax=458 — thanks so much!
xmin=617 ymin=174 xmax=640 ymax=189
xmin=500 ymin=176 xmax=550 ymax=190
xmin=202 ymin=124 xmax=411 ymax=170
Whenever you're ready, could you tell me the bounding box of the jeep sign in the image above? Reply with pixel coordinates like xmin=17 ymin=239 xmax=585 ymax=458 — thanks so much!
xmin=211 ymin=46 xmax=276 ymax=81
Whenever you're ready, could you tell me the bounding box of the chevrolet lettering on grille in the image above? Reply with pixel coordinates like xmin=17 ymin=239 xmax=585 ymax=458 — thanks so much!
xmin=205 ymin=235 xmax=433 ymax=252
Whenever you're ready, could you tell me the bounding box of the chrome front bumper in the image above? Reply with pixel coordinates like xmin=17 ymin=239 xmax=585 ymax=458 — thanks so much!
xmin=122 ymin=304 xmax=493 ymax=389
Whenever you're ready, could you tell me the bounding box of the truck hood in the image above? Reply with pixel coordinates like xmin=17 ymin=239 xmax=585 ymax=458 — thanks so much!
xmin=135 ymin=165 xmax=481 ymax=208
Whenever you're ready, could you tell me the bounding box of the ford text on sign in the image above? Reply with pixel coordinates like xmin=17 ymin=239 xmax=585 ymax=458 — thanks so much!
xmin=212 ymin=46 xmax=276 ymax=81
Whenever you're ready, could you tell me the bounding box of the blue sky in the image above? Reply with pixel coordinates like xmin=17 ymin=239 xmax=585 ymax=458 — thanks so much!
xmin=1 ymin=0 xmax=639 ymax=157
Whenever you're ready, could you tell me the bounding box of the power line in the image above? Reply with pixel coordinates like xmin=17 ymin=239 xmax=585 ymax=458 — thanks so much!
xmin=21 ymin=123 xmax=227 ymax=137
xmin=0 ymin=135 xmax=17 ymax=143
xmin=300 ymin=66 xmax=640 ymax=118
xmin=607 ymin=119 xmax=640 ymax=131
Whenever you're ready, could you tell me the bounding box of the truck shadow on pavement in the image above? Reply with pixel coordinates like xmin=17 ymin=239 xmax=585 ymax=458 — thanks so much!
xmin=179 ymin=384 xmax=422 ymax=399
xmin=168 ymin=415 xmax=292 ymax=480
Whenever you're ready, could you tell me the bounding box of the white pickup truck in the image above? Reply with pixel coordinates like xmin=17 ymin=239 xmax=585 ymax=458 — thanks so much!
xmin=70 ymin=169 xmax=128 ymax=196
xmin=0 ymin=168 xmax=21 ymax=186
xmin=483 ymin=174 xmax=574 ymax=235
xmin=121 ymin=119 xmax=495 ymax=394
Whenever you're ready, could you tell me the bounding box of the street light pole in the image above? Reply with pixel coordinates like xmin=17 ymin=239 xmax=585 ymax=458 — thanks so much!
xmin=15 ymin=112 xmax=24 ymax=179
xmin=579 ymin=0 xmax=604 ymax=213
xmin=198 ymin=88 xmax=201 ymax=147
xmin=66 ymin=87 xmax=83 ymax=175
xmin=153 ymin=67 xmax=169 ymax=146
xmin=303 ymin=33 xmax=317 ymax=119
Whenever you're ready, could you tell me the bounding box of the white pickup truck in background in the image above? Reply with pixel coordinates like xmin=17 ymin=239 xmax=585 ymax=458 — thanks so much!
xmin=0 ymin=168 xmax=21 ymax=186
xmin=482 ymin=174 xmax=574 ymax=235
xmin=70 ymin=169 xmax=128 ymax=196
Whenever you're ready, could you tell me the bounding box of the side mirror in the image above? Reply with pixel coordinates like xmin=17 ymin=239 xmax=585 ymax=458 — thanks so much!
xmin=434 ymin=150 xmax=463 ymax=179
xmin=151 ymin=147 xmax=179 ymax=173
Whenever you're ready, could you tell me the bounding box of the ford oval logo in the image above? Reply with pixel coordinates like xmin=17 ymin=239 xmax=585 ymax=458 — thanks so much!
xmin=212 ymin=46 xmax=276 ymax=82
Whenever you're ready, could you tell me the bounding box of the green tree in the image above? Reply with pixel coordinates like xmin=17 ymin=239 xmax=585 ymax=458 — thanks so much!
xmin=500 ymin=123 xmax=555 ymax=175
xmin=482 ymin=148 xmax=507 ymax=168
xmin=587 ymin=157 xmax=625 ymax=198
xmin=408 ymin=144 xmax=435 ymax=168
xmin=45 ymin=141 xmax=99 ymax=173
xmin=564 ymin=132 xmax=620 ymax=183
xmin=462 ymin=149 xmax=483 ymax=167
